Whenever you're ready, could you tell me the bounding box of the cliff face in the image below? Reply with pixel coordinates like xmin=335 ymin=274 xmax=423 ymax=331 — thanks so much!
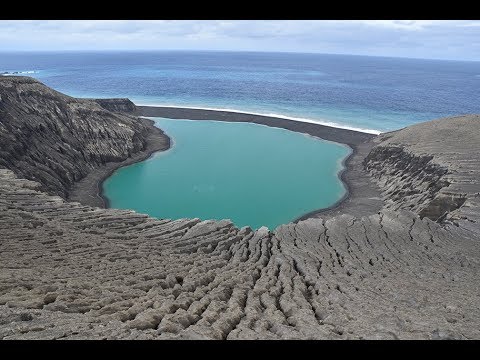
xmin=93 ymin=98 xmax=137 ymax=114
xmin=0 ymin=78 xmax=479 ymax=340
xmin=364 ymin=115 xmax=480 ymax=234
xmin=0 ymin=77 xmax=155 ymax=199
xmin=364 ymin=146 xmax=451 ymax=216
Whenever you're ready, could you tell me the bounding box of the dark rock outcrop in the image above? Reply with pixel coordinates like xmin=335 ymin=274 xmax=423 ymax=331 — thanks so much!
xmin=93 ymin=98 xmax=137 ymax=114
xmin=0 ymin=78 xmax=479 ymax=339
xmin=0 ymin=76 xmax=164 ymax=199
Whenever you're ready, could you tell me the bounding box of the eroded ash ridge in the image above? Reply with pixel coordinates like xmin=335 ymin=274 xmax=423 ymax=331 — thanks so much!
xmin=1 ymin=77 xmax=479 ymax=339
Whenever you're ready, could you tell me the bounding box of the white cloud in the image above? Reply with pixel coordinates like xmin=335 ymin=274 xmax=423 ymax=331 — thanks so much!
xmin=0 ymin=20 xmax=479 ymax=61
xmin=352 ymin=20 xmax=434 ymax=31
xmin=459 ymin=21 xmax=480 ymax=27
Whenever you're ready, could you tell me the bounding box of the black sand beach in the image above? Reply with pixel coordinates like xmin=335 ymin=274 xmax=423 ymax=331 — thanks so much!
xmin=136 ymin=106 xmax=374 ymax=147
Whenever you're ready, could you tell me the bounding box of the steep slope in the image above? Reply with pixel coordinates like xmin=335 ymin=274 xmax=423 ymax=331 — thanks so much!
xmin=364 ymin=115 xmax=480 ymax=234
xmin=1 ymin=168 xmax=479 ymax=339
xmin=0 ymin=78 xmax=479 ymax=339
xmin=0 ymin=76 xmax=168 ymax=200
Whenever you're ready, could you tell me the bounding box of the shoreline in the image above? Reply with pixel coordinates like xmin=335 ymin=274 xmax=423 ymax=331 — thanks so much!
xmin=293 ymin=145 xmax=354 ymax=223
xmin=68 ymin=118 xmax=171 ymax=208
xmin=135 ymin=103 xmax=382 ymax=135
xmin=70 ymin=104 xmax=383 ymax=223
xmin=135 ymin=105 xmax=384 ymax=222
xmin=136 ymin=105 xmax=376 ymax=148
xmin=292 ymin=138 xmax=383 ymax=222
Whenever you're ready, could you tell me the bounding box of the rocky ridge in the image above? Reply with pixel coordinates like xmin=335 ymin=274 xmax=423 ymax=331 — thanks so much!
xmin=92 ymin=98 xmax=137 ymax=114
xmin=0 ymin=76 xmax=167 ymax=200
xmin=1 ymin=168 xmax=479 ymax=340
xmin=1 ymin=78 xmax=479 ymax=339
xmin=364 ymin=115 xmax=480 ymax=234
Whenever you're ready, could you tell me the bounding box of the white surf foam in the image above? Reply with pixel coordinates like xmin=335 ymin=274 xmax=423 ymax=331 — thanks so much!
xmin=135 ymin=103 xmax=383 ymax=135
xmin=1 ymin=70 xmax=39 ymax=76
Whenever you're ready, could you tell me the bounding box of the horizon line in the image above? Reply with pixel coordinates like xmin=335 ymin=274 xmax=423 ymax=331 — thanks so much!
xmin=0 ymin=49 xmax=478 ymax=63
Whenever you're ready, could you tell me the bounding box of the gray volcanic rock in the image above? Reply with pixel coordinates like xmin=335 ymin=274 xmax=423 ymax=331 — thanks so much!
xmin=0 ymin=76 xmax=163 ymax=199
xmin=0 ymin=168 xmax=479 ymax=339
xmin=0 ymin=78 xmax=479 ymax=339
xmin=364 ymin=114 xmax=480 ymax=234
xmin=93 ymin=98 xmax=137 ymax=114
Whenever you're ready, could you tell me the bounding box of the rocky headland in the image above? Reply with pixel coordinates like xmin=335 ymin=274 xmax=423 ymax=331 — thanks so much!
xmin=0 ymin=77 xmax=169 ymax=208
xmin=0 ymin=77 xmax=479 ymax=339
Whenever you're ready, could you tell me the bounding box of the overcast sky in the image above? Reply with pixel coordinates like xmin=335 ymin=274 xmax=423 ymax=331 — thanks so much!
xmin=1 ymin=20 xmax=479 ymax=61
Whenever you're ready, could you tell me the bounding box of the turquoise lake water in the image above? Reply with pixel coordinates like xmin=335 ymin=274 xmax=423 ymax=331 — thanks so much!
xmin=103 ymin=118 xmax=350 ymax=230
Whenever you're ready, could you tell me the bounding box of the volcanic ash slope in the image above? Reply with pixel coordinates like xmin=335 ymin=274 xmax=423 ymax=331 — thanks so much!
xmin=1 ymin=77 xmax=480 ymax=339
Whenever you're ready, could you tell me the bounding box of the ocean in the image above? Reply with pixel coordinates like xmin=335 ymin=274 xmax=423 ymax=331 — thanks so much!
xmin=1 ymin=51 xmax=479 ymax=133
xmin=2 ymin=51 xmax=479 ymax=228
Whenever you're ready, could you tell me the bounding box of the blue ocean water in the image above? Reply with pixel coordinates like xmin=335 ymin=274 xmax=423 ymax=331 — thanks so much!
xmin=1 ymin=51 xmax=479 ymax=132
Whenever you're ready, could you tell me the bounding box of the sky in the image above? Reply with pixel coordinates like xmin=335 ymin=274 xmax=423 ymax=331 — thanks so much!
xmin=0 ymin=20 xmax=479 ymax=61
